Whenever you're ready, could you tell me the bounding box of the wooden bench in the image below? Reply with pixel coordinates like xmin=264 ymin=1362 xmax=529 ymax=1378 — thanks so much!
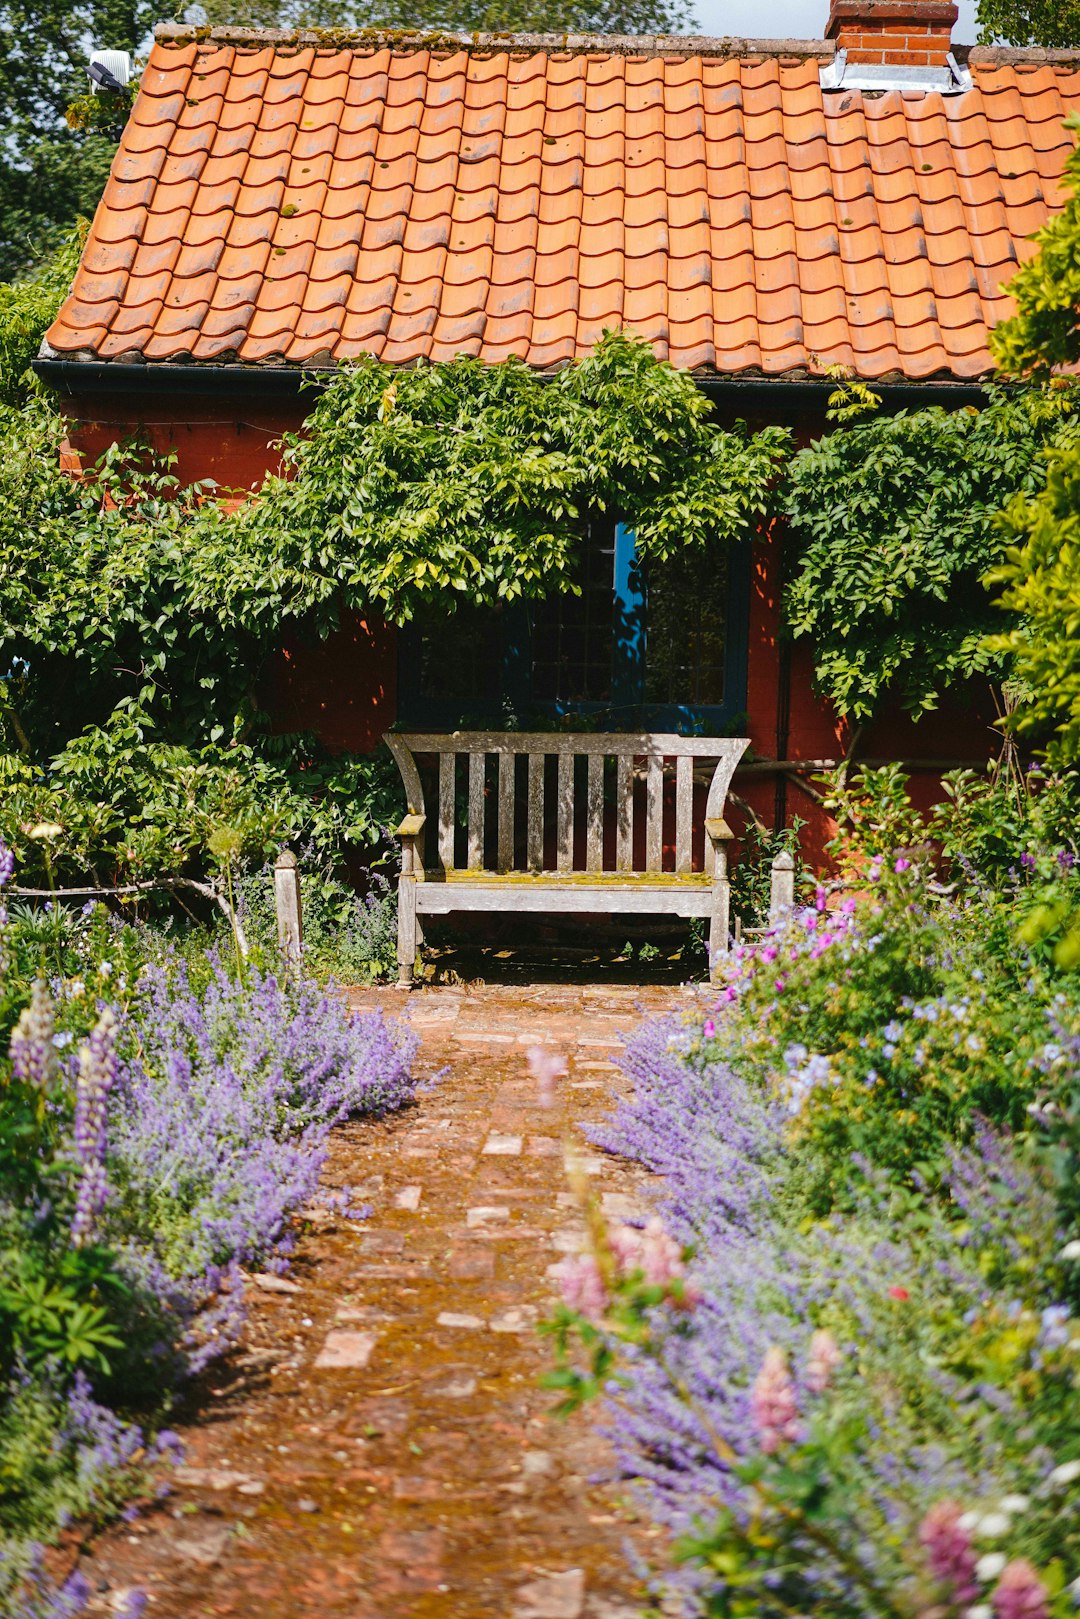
xmin=385 ymin=731 xmax=749 ymax=987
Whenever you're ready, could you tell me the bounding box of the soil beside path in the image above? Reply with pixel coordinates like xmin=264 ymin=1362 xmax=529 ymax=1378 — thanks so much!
xmin=78 ymin=981 xmax=699 ymax=1619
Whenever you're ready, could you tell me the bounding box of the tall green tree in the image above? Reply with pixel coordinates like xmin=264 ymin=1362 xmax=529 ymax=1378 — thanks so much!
xmin=0 ymin=0 xmax=694 ymax=277
xmin=0 ymin=0 xmax=152 ymax=279
xmin=977 ymin=0 xmax=1080 ymax=47
xmin=194 ymin=0 xmax=693 ymax=45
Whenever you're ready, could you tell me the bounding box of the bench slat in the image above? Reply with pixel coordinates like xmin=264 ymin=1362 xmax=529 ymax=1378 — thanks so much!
xmin=557 ymin=754 xmax=573 ymax=871
xmin=497 ymin=752 xmax=515 ymax=871
xmin=646 ymin=756 xmax=663 ymax=872
xmin=616 ymin=755 xmax=633 ymax=872
xmin=675 ymin=754 xmax=693 ymax=875
xmin=468 ymin=752 xmax=485 ymax=871
xmin=438 ymin=753 xmax=455 ymax=871
xmin=527 ymin=753 xmax=544 ymax=871
xmin=586 ymin=754 xmax=603 ymax=871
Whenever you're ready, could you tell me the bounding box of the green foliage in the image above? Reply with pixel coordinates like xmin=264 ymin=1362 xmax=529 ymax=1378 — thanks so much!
xmin=985 ymin=123 xmax=1080 ymax=770
xmin=0 ymin=226 xmax=85 ymax=406
xmin=195 ymin=0 xmax=692 ymax=38
xmin=738 ymin=765 xmax=1080 ymax=1197
xmin=986 ymin=431 xmax=1080 ymax=767
xmin=978 ymin=0 xmax=1080 ymax=51
xmin=783 ymin=386 xmax=1078 ymax=721
xmin=229 ymin=334 xmax=790 ymax=623
xmin=237 ymin=861 xmax=399 ymax=984
xmin=730 ymin=815 xmax=806 ymax=931
xmin=0 ymin=332 xmax=786 ymax=902
xmin=0 ymin=0 xmax=152 ymax=279
xmin=991 ymin=122 xmax=1080 ymax=378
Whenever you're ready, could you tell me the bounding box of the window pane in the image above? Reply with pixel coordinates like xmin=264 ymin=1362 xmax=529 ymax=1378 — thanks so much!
xmin=529 ymin=522 xmax=615 ymax=704
xmin=411 ymin=600 xmax=502 ymax=705
xmin=643 ymin=542 xmax=729 ymax=707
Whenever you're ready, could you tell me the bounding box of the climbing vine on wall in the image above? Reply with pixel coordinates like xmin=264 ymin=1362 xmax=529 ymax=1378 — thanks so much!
xmin=782 ymin=383 xmax=1078 ymax=722
xmin=0 ymin=298 xmax=788 ymax=885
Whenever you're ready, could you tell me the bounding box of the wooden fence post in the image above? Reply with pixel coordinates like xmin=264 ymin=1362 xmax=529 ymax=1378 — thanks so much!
xmin=769 ymin=849 xmax=796 ymax=926
xmin=274 ymin=850 xmax=303 ymax=969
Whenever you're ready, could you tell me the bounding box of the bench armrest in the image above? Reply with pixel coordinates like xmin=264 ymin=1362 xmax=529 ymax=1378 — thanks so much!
xmin=705 ymin=816 xmax=734 ymax=842
xmin=394 ymin=812 xmax=426 ymax=839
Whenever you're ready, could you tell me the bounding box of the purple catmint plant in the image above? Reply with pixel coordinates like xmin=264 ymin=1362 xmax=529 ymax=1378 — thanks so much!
xmin=0 ymin=1546 xmax=91 ymax=1619
xmin=9 ymin=978 xmax=60 ymax=1091
xmin=0 ymin=837 xmax=13 ymax=975
xmin=70 ymin=1008 xmax=117 ymax=1248
xmin=586 ymin=1003 xmax=1068 ymax=1617
xmin=104 ymin=959 xmax=418 ymax=1367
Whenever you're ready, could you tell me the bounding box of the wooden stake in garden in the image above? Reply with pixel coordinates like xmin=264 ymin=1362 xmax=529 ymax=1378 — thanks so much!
xmin=274 ymin=850 xmax=303 ymax=972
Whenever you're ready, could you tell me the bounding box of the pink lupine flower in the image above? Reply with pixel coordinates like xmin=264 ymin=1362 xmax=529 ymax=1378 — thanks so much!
xmin=751 ymin=1346 xmax=802 ymax=1454
xmin=815 ymin=888 xmax=827 ymax=912
xmin=918 ymin=1501 xmax=979 ymax=1605
xmin=992 ymin=1561 xmax=1050 ymax=1619
xmin=559 ymin=1254 xmax=608 ymax=1323
xmin=806 ymin=1329 xmax=842 ymax=1394
xmin=525 ymin=1045 xmax=567 ymax=1109
xmin=609 ymin=1219 xmax=700 ymax=1310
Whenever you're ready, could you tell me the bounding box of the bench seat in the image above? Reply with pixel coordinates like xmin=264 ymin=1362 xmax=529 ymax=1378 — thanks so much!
xmin=385 ymin=730 xmax=749 ymax=986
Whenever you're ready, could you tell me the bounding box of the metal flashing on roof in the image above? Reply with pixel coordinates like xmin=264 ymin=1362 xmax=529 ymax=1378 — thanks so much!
xmin=820 ymin=45 xmax=971 ymax=92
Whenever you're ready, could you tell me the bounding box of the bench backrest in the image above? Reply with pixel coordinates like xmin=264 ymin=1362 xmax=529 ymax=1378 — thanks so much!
xmin=385 ymin=732 xmax=749 ymax=878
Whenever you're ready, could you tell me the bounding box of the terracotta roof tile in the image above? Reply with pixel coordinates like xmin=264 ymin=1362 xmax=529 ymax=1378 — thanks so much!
xmin=47 ymin=33 xmax=1080 ymax=381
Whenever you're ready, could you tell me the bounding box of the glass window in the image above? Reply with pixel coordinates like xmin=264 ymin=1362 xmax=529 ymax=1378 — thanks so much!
xmin=398 ymin=522 xmax=747 ymax=729
xmin=643 ymin=542 xmax=729 ymax=708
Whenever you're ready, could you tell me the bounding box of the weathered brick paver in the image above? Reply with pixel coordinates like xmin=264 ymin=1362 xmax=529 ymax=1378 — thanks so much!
xmin=76 ymin=981 xmax=697 ymax=1619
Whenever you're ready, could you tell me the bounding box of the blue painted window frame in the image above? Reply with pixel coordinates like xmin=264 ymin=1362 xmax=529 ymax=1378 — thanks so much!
xmin=398 ymin=524 xmax=751 ymax=734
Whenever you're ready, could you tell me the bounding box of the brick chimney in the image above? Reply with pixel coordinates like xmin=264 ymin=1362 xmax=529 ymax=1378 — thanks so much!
xmin=826 ymin=0 xmax=958 ymax=67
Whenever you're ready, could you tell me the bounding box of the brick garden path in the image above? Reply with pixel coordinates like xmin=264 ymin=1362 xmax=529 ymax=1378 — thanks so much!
xmin=79 ymin=981 xmax=699 ymax=1619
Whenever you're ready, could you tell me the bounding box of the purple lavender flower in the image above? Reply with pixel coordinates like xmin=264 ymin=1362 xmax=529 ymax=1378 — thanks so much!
xmin=0 ymin=1545 xmax=91 ymax=1619
xmin=104 ymin=959 xmax=418 ymax=1368
xmin=71 ymin=1007 xmax=118 ymax=1248
xmin=10 ymin=978 xmax=60 ymax=1091
xmin=0 ymin=838 xmax=13 ymax=974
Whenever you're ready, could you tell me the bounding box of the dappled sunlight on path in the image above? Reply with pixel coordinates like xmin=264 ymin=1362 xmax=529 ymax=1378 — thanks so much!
xmin=75 ymin=981 xmax=702 ymax=1619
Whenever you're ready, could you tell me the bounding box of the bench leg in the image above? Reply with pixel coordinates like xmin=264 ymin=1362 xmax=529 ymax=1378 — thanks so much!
xmin=396 ymin=875 xmax=418 ymax=990
xmin=708 ymin=879 xmax=730 ymax=982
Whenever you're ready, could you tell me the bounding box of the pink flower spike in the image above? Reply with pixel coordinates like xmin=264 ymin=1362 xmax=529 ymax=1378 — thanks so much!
xmin=558 ymin=1254 xmax=608 ymax=1324
xmin=751 ymin=1346 xmax=802 ymax=1454
xmin=702 ymin=1018 xmax=716 ymax=1039
xmin=525 ymin=1045 xmax=568 ymax=1109
xmin=806 ymin=1329 xmax=842 ymax=1394
xmin=815 ymin=888 xmax=827 ymax=912
xmin=894 ymin=857 xmax=911 ymax=873
xmin=992 ymin=1561 xmax=1050 ymax=1619
xmin=919 ymin=1501 xmax=978 ymax=1605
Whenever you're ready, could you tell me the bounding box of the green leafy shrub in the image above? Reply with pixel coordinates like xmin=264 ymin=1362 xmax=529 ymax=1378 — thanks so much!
xmin=784 ymin=385 xmax=1078 ymax=721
